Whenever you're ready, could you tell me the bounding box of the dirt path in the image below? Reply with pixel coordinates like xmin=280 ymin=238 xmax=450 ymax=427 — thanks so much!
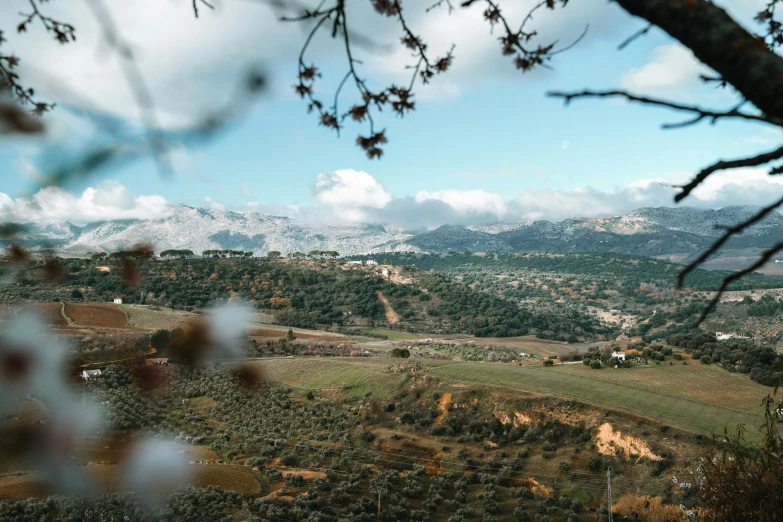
xmin=376 ymin=291 xmax=400 ymax=324
xmin=60 ymin=302 xmax=75 ymax=326
xmin=435 ymin=392 xmax=451 ymax=424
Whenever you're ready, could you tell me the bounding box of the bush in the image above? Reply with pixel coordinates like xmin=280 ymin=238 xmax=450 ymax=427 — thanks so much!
xmin=590 ymin=360 xmax=602 ymax=369
xmin=391 ymin=348 xmax=411 ymax=358
xmin=543 ymin=359 xmax=554 ymax=367
xmin=700 ymin=355 xmax=713 ymax=365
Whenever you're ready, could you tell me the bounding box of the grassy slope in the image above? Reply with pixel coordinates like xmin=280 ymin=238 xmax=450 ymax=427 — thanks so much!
xmin=259 ymin=357 xmax=773 ymax=438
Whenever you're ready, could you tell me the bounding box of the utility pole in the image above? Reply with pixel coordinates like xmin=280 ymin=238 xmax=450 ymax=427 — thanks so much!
xmin=377 ymin=491 xmax=381 ymax=521
xmin=606 ymin=467 xmax=613 ymax=522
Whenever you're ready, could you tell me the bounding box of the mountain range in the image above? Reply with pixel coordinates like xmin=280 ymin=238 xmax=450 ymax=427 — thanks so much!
xmin=5 ymin=205 xmax=783 ymax=259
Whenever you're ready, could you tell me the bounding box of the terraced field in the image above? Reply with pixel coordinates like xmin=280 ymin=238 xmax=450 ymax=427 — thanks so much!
xmin=257 ymin=357 xmax=774 ymax=438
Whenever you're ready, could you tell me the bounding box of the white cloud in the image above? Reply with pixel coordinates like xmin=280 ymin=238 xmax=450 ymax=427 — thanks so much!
xmin=0 ymin=181 xmax=171 ymax=225
xmin=204 ymin=196 xmax=225 ymax=211
xmin=1 ymin=0 xmax=294 ymax=129
xmin=415 ymin=189 xmax=507 ymax=216
xmin=620 ymin=44 xmax=710 ymax=94
xmin=314 ymin=169 xmax=392 ymax=221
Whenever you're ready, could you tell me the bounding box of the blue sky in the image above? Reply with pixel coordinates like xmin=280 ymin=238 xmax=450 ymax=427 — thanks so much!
xmin=1 ymin=0 xmax=780 ymax=226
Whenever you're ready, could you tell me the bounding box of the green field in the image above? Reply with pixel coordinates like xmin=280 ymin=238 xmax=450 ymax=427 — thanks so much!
xmin=357 ymin=328 xmax=420 ymax=340
xmin=119 ymin=304 xmax=200 ymax=330
xmin=262 ymin=357 xmax=410 ymax=397
xmin=257 ymin=357 xmax=774 ymax=439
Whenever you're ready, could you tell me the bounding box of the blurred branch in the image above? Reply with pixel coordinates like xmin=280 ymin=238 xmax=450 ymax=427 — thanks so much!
xmin=192 ymin=0 xmax=215 ymax=18
xmin=617 ymin=23 xmax=653 ymax=50
xmin=84 ymin=0 xmax=171 ymax=175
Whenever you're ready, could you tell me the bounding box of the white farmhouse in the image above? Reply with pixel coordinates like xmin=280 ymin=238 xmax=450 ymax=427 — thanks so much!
xmin=366 ymin=260 xmax=378 ymax=266
xmin=611 ymin=351 xmax=626 ymax=361
xmin=113 ymin=298 xmax=123 ymax=304
xmin=346 ymin=260 xmax=363 ymax=265
xmin=82 ymin=369 xmax=102 ymax=381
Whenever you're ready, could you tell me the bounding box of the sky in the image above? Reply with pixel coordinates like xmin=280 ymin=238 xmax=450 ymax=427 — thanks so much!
xmin=1 ymin=0 xmax=782 ymax=228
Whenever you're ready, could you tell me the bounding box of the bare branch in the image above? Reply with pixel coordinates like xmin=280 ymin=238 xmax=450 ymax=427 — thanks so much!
xmin=85 ymin=0 xmax=171 ymax=175
xmin=675 ymin=144 xmax=783 ymax=203
xmin=695 ymin=241 xmax=783 ymax=326
xmin=679 ymin=192 xmax=783 ymax=289
xmin=426 ymin=0 xmax=455 ymax=13
xmin=192 ymin=0 xmax=215 ymax=19
xmin=614 ymin=0 xmax=783 ymax=122
xmin=547 ymin=89 xmax=782 ymax=129
xmin=617 ymin=23 xmax=653 ymax=51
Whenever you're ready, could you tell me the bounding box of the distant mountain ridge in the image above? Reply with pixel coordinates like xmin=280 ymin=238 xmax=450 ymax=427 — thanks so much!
xmin=5 ymin=205 xmax=783 ymax=258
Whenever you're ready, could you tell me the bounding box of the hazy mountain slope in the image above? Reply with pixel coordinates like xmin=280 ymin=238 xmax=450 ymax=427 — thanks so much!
xmin=4 ymin=205 xmax=781 ymax=258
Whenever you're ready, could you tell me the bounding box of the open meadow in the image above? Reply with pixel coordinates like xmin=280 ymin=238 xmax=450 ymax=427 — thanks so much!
xmin=257 ymin=356 xmax=773 ymax=439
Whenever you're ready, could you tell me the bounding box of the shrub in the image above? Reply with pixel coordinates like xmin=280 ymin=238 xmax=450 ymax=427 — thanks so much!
xmin=543 ymin=359 xmax=554 ymax=367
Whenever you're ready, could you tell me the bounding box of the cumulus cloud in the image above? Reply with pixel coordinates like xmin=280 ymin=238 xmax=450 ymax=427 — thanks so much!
xmin=204 ymin=196 xmax=225 ymax=211
xmin=6 ymin=169 xmax=783 ymax=229
xmin=314 ymin=169 xmax=392 ymax=221
xmin=508 ymin=168 xmax=783 ymax=222
xmin=620 ymin=44 xmax=711 ymax=95
xmin=415 ymin=189 xmax=507 ymax=217
xmin=0 ymin=181 xmax=171 ymax=225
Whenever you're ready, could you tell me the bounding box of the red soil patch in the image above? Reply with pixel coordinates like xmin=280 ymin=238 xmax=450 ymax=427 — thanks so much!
xmin=26 ymin=302 xmax=68 ymax=327
xmin=248 ymin=327 xmax=353 ymax=343
xmin=64 ymin=303 xmax=131 ymax=329
xmin=0 ymin=474 xmax=50 ymax=500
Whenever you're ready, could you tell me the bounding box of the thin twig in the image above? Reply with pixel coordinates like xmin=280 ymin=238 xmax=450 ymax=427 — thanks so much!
xmin=548 ymin=90 xmax=782 ymax=129
xmin=675 ymin=144 xmax=783 ymax=202
xmin=617 ymin=23 xmax=653 ymax=51
xmin=679 ymin=192 xmax=783 ymax=288
xmin=192 ymin=0 xmax=215 ymax=19
xmin=695 ymin=242 xmax=783 ymax=326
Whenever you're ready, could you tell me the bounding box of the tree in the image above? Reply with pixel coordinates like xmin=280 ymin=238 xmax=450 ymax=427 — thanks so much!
xmin=267 ymin=251 xmax=281 ymax=259
xmin=286 ymin=328 xmax=296 ymax=342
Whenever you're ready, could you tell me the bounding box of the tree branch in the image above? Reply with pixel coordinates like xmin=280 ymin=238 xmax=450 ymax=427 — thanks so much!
xmin=547 ymin=89 xmax=782 ymax=129
xmin=192 ymin=0 xmax=215 ymax=19
xmin=617 ymin=23 xmax=653 ymax=51
xmin=679 ymin=192 xmax=783 ymax=289
xmin=675 ymin=144 xmax=783 ymax=203
xmin=613 ymin=0 xmax=783 ymax=122
xmin=695 ymin=241 xmax=783 ymax=326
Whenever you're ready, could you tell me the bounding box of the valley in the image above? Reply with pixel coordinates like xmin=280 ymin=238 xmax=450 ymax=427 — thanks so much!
xmin=1 ymin=250 xmax=782 ymax=520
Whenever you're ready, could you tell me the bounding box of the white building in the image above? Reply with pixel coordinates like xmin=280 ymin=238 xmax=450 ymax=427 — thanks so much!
xmin=345 ymin=260 xmax=363 ymax=265
xmin=611 ymin=351 xmax=626 ymax=361
xmin=716 ymin=331 xmax=750 ymax=341
xmin=113 ymin=298 xmax=123 ymax=304
xmin=82 ymin=369 xmax=102 ymax=381
xmin=366 ymin=260 xmax=378 ymax=266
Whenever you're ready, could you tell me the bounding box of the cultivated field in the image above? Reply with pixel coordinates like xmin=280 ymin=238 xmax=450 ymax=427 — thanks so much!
xmin=120 ymin=304 xmax=202 ymax=330
xmin=64 ymin=303 xmax=131 ymax=329
xmin=248 ymin=324 xmax=353 ymax=343
xmin=28 ymin=302 xmax=68 ymax=327
xmin=257 ymin=357 xmax=774 ymax=438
